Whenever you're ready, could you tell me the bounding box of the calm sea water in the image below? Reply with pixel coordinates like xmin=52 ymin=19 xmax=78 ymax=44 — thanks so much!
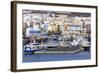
xmin=23 ymin=51 xmax=90 ymax=63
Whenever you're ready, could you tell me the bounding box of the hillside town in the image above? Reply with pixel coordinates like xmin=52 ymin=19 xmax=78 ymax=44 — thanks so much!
xmin=22 ymin=10 xmax=91 ymax=54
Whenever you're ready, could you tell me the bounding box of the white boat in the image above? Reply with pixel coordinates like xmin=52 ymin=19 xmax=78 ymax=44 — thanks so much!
xmin=24 ymin=43 xmax=44 ymax=52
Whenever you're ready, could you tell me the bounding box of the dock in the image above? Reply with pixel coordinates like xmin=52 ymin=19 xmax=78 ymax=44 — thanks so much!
xmin=34 ymin=46 xmax=84 ymax=54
